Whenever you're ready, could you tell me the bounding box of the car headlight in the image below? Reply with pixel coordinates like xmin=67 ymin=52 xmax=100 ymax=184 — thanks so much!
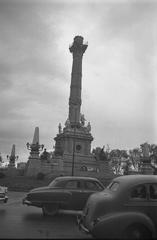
xmin=26 ymin=193 xmax=31 ymax=200
xmin=92 ymin=218 xmax=100 ymax=226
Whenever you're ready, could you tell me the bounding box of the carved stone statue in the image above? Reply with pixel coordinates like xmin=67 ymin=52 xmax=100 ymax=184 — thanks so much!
xmin=99 ymin=146 xmax=107 ymax=161
xmin=87 ymin=122 xmax=91 ymax=132
xmin=80 ymin=114 xmax=85 ymax=126
xmin=58 ymin=123 xmax=62 ymax=134
xmin=65 ymin=118 xmax=70 ymax=128
xmin=140 ymin=142 xmax=150 ymax=158
xmin=40 ymin=148 xmax=49 ymax=161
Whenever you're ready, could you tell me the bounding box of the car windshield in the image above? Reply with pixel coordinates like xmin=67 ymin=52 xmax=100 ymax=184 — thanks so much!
xmin=107 ymin=181 xmax=119 ymax=191
xmin=48 ymin=178 xmax=65 ymax=188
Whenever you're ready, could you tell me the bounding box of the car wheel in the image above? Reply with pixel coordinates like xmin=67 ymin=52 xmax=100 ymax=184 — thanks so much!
xmin=123 ymin=224 xmax=152 ymax=240
xmin=42 ymin=204 xmax=59 ymax=217
xmin=4 ymin=198 xmax=8 ymax=203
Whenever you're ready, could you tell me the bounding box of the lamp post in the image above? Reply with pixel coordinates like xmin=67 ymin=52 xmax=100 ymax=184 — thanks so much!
xmin=7 ymin=144 xmax=18 ymax=167
xmin=26 ymin=142 xmax=44 ymax=154
xmin=7 ymin=154 xmax=18 ymax=167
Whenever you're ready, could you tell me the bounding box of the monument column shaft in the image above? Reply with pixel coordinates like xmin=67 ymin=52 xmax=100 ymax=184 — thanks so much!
xmin=69 ymin=53 xmax=83 ymax=125
xmin=68 ymin=36 xmax=87 ymax=126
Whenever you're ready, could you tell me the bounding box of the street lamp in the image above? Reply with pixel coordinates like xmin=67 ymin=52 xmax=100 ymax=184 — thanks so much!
xmin=7 ymin=155 xmax=18 ymax=166
xmin=26 ymin=142 xmax=44 ymax=153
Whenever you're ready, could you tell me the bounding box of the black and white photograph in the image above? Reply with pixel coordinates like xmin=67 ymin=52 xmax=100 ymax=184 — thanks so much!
xmin=0 ymin=0 xmax=157 ymax=239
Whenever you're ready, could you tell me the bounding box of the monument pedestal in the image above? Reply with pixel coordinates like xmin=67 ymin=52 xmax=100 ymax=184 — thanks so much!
xmin=140 ymin=157 xmax=154 ymax=175
xmin=7 ymin=166 xmax=17 ymax=177
xmin=26 ymin=157 xmax=41 ymax=177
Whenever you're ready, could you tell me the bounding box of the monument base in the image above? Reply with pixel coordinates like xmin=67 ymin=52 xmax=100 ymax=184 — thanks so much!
xmin=25 ymin=158 xmax=41 ymax=177
xmin=140 ymin=163 xmax=154 ymax=175
xmin=7 ymin=166 xmax=17 ymax=177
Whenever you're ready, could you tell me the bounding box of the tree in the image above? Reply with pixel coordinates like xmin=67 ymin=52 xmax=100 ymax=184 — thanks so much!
xmin=129 ymin=148 xmax=142 ymax=171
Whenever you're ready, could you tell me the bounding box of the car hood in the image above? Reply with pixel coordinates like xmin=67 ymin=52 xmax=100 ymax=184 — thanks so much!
xmin=29 ymin=186 xmax=51 ymax=193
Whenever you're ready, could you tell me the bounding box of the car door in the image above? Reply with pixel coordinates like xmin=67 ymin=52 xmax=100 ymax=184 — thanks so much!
xmin=146 ymin=183 xmax=157 ymax=228
xmin=81 ymin=180 xmax=104 ymax=207
xmin=125 ymin=184 xmax=149 ymax=215
xmin=63 ymin=179 xmax=83 ymax=210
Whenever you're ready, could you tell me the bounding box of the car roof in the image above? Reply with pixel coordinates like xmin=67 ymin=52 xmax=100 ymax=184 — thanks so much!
xmin=112 ymin=175 xmax=157 ymax=188
xmin=54 ymin=176 xmax=100 ymax=181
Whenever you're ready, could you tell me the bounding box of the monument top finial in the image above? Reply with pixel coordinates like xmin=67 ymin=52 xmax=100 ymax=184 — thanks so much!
xmin=11 ymin=144 xmax=15 ymax=156
xmin=74 ymin=36 xmax=83 ymax=44
xmin=32 ymin=126 xmax=39 ymax=145
xmin=69 ymin=35 xmax=88 ymax=54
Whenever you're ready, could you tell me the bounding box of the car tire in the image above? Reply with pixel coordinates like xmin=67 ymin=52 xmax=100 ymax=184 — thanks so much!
xmin=4 ymin=198 xmax=8 ymax=203
xmin=42 ymin=204 xmax=59 ymax=217
xmin=123 ymin=224 xmax=152 ymax=240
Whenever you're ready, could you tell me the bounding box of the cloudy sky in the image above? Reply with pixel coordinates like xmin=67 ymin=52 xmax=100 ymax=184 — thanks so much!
xmin=0 ymin=0 xmax=157 ymax=163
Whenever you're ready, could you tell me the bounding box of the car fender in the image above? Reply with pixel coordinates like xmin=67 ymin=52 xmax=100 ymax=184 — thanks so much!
xmin=92 ymin=211 xmax=156 ymax=239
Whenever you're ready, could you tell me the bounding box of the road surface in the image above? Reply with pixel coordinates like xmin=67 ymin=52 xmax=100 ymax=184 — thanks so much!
xmin=0 ymin=191 xmax=92 ymax=239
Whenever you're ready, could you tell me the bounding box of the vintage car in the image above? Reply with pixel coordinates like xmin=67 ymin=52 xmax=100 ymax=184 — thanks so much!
xmin=0 ymin=186 xmax=8 ymax=203
xmin=78 ymin=175 xmax=157 ymax=239
xmin=23 ymin=176 xmax=104 ymax=216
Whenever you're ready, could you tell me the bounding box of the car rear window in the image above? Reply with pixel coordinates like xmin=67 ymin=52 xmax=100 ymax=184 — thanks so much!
xmin=84 ymin=181 xmax=104 ymax=191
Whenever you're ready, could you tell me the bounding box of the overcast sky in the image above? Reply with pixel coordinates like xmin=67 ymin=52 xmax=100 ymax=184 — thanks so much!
xmin=0 ymin=0 xmax=157 ymax=163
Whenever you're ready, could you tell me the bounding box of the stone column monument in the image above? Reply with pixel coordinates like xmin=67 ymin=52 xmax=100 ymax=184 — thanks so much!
xmin=54 ymin=36 xmax=95 ymax=175
xmin=68 ymin=36 xmax=88 ymax=127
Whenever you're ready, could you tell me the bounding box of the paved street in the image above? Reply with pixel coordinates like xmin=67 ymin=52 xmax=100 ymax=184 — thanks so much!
xmin=0 ymin=191 xmax=92 ymax=239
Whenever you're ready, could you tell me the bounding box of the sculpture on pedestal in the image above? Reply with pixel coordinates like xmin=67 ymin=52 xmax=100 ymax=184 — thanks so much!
xmin=80 ymin=114 xmax=86 ymax=126
xmin=40 ymin=148 xmax=50 ymax=162
xmin=87 ymin=122 xmax=91 ymax=133
xmin=58 ymin=123 xmax=62 ymax=134
xmin=140 ymin=142 xmax=153 ymax=174
xmin=150 ymin=145 xmax=157 ymax=174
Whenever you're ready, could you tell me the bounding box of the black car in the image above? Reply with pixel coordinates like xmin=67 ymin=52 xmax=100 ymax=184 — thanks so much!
xmin=79 ymin=175 xmax=157 ymax=239
xmin=23 ymin=176 xmax=104 ymax=216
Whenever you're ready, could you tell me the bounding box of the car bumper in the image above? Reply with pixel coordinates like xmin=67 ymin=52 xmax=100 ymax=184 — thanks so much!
xmin=77 ymin=215 xmax=90 ymax=234
xmin=0 ymin=196 xmax=8 ymax=203
xmin=22 ymin=198 xmax=32 ymax=206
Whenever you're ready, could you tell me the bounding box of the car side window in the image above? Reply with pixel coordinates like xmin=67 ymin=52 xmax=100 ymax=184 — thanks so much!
xmin=65 ymin=180 xmax=81 ymax=189
xmin=149 ymin=184 xmax=157 ymax=200
xmin=84 ymin=181 xmax=102 ymax=191
xmin=130 ymin=185 xmax=147 ymax=199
